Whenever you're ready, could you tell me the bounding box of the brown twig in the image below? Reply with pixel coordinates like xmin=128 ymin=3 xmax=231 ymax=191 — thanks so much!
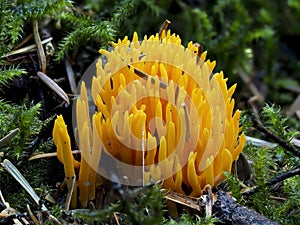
xmin=28 ymin=150 xmax=81 ymax=161
xmin=243 ymin=164 xmax=300 ymax=196
xmin=253 ymin=117 xmax=300 ymax=158
xmin=65 ymin=175 xmax=76 ymax=210
xmin=193 ymin=42 xmax=203 ymax=65
xmin=14 ymin=34 xmax=33 ymax=50
xmin=268 ymin=164 xmax=300 ymax=186
xmin=33 ymin=20 xmax=46 ymax=73
xmin=27 ymin=204 xmax=41 ymax=225
xmin=158 ymin=19 xmax=171 ymax=39
xmin=249 ymin=102 xmax=300 ymax=158
xmin=165 ymin=191 xmax=203 ymax=212
xmin=48 ymin=215 xmax=62 ymax=225
xmin=113 ymin=212 xmax=121 ymax=225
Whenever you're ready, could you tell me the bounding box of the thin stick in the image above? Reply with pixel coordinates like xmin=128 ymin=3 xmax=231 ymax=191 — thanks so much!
xmin=128 ymin=64 xmax=167 ymax=89
xmin=253 ymin=118 xmax=300 ymax=158
xmin=33 ymin=20 xmax=46 ymax=73
xmin=193 ymin=42 xmax=203 ymax=65
xmin=12 ymin=219 xmax=23 ymax=225
xmin=28 ymin=150 xmax=81 ymax=161
xmin=181 ymin=103 xmax=191 ymax=142
xmin=165 ymin=191 xmax=202 ymax=211
xmin=268 ymin=164 xmax=300 ymax=186
xmin=243 ymin=164 xmax=300 ymax=196
xmin=48 ymin=215 xmax=62 ymax=225
xmin=0 ymin=190 xmax=18 ymax=218
xmin=142 ymin=128 xmax=145 ymax=186
xmin=1 ymin=37 xmax=53 ymax=58
xmin=27 ymin=204 xmax=41 ymax=225
xmin=21 ymin=217 xmax=31 ymax=225
xmin=65 ymin=175 xmax=76 ymax=210
xmin=113 ymin=212 xmax=121 ymax=225
xmin=258 ymin=124 xmax=300 ymax=157
xmin=159 ymin=19 xmax=171 ymax=39
xmin=0 ymin=190 xmax=6 ymax=206
xmin=14 ymin=34 xmax=33 ymax=50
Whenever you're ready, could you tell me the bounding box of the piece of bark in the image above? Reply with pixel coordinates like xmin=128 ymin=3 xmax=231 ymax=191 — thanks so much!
xmin=213 ymin=191 xmax=280 ymax=225
xmin=166 ymin=190 xmax=279 ymax=225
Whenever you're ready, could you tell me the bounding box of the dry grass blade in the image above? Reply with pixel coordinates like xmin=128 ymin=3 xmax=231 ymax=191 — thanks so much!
xmin=33 ymin=20 xmax=46 ymax=73
xmin=113 ymin=212 xmax=121 ymax=225
xmin=13 ymin=34 xmax=33 ymax=50
xmin=0 ymin=128 xmax=19 ymax=147
xmin=65 ymin=175 xmax=76 ymax=211
xmin=37 ymin=71 xmax=70 ymax=104
xmin=12 ymin=218 xmax=23 ymax=225
xmin=165 ymin=191 xmax=203 ymax=211
xmin=159 ymin=19 xmax=171 ymax=38
xmin=1 ymin=37 xmax=53 ymax=58
xmin=28 ymin=152 xmax=58 ymax=161
xmin=20 ymin=217 xmax=30 ymax=225
xmin=1 ymin=159 xmax=48 ymax=211
xmin=48 ymin=215 xmax=62 ymax=225
xmin=27 ymin=204 xmax=41 ymax=225
xmin=28 ymin=150 xmax=81 ymax=161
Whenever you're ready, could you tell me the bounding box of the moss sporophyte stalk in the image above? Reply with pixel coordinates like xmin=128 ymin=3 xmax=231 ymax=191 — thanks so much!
xmin=52 ymin=30 xmax=246 ymax=208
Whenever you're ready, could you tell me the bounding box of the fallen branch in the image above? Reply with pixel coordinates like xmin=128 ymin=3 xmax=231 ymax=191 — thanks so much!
xmin=243 ymin=164 xmax=300 ymax=196
xmin=253 ymin=120 xmax=300 ymax=158
xmin=212 ymin=191 xmax=279 ymax=225
xmin=249 ymin=101 xmax=300 ymax=158
xmin=166 ymin=190 xmax=280 ymax=225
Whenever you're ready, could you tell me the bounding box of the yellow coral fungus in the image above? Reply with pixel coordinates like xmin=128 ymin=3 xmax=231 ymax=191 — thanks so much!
xmin=52 ymin=115 xmax=78 ymax=208
xmin=53 ymin=28 xmax=246 ymax=205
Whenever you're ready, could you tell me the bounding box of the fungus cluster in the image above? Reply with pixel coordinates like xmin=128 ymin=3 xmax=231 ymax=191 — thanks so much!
xmin=53 ymin=29 xmax=246 ymax=207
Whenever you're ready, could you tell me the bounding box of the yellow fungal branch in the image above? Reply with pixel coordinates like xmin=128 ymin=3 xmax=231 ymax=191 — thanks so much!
xmin=52 ymin=115 xmax=77 ymax=208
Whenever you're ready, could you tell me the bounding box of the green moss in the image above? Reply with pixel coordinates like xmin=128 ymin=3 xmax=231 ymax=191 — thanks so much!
xmin=73 ymin=184 xmax=165 ymax=224
xmin=226 ymin=104 xmax=300 ymax=224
